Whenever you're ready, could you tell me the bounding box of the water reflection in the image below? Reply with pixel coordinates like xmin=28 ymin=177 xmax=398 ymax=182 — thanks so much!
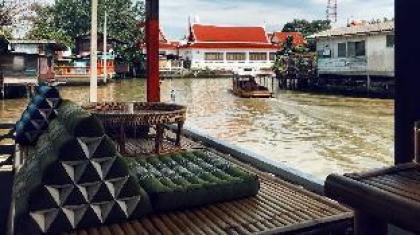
xmin=0 ymin=78 xmax=394 ymax=180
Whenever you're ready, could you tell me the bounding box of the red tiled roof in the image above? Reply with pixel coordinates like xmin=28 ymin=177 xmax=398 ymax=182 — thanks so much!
xmin=159 ymin=41 xmax=180 ymax=50
xmin=192 ymin=24 xmax=270 ymax=43
xmin=272 ymin=32 xmax=306 ymax=46
xmin=182 ymin=42 xmax=278 ymax=49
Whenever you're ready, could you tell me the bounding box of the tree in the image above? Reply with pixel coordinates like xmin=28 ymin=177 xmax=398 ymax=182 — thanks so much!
xmin=27 ymin=0 xmax=145 ymax=62
xmin=27 ymin=4 xmax=72 ymax=46
xmin=0 ymin=1 xmax=17 ymax=27
xmin=282 ymin=19 xmax=331 ymax=37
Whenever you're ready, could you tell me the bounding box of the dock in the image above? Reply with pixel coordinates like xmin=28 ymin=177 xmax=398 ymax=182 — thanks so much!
xmin=1 ymin=77 xmax=38 ymax=99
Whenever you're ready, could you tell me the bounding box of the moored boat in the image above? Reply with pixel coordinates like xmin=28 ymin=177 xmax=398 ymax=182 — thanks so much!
xmin=232 ymin=68 xmax=274 ymax=98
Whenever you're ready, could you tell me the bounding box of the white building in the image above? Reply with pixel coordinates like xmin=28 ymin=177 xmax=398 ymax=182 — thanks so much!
xmin=310 ymin=21 xmax=394 ymax=78
xmin=179 ymin=24 xmax=278 ymax=72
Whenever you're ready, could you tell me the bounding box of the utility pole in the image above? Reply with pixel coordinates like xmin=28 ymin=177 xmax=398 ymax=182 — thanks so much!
xmin=90 ymin=0 xmax=98 ymax=102
xmin=103 ymin=11 xmax=108 ymax=84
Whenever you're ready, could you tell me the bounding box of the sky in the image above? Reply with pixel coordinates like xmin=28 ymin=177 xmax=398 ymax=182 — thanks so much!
xmin=160 ymin=0 xmax=394 ymax=39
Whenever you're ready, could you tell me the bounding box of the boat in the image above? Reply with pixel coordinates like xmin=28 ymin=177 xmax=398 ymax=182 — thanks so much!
xmin=232 ymin=68 xmax=274 ymax=98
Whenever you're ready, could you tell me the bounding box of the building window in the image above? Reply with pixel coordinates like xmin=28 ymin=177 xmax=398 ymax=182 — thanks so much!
xmin=338 ymin=43 xmax=347 ymax=58
xmin=318 ymin=48 xmax=331 ymax=58
xmin=386 ymin=35 xmax=395 ymax=48
xmin=249 ymin=52 xmax=267 ymax=61
xmin=226 ymin=52 xmax=246 ymax=61
xmin=204 ymin=52 xmax=224 ymax=61
xmin=347 ymin=41 xmax=365 ymax=57
xmin=269 ymin=52 xmax=277 ymax=61
xmin=355 ymin=41 xmax=366 ymax=56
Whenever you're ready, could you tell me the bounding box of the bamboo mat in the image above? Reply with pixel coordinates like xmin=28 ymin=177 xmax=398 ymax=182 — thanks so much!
xmin=66 ymin=135 xmax=353 ymax=235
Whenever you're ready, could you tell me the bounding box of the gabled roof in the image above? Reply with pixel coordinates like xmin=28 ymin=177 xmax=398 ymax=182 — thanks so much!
xmin=309 ymin=21 xmax=394 ymax=39
xmin=160 ymin=41 xmax=180 ymax=50
xmin=182 ymin=23 xmax=278 ymax=49
xmin=271 ymin=32 xmax=306 ymax=46
xmin=139 ymin=27 xmax=181 ymax=50
xmin=191 ymin=24 xmax=270 ymax=43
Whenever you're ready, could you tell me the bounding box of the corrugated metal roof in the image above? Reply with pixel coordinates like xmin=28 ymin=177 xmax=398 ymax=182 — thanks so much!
xmin=309 ymin=21 xmax=394 ymax=39
xmin=9 ymin=39 xmax=62 ymax=44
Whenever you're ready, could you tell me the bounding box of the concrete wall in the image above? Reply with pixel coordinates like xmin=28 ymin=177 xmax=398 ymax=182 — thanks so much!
xmin=367 ymin=34 xmax=395 ymax=77
xmin=179 ymin=48 xmax=276 ymax=71
xmin=317 ymin=33 xmax=394 ymax=77
xmin=0 ymin=54 xmax=39 ymax=77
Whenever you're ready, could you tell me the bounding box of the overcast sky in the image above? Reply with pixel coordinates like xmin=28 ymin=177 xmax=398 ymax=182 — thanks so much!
xmin=160 ymin=0 xmax=394 ymax=39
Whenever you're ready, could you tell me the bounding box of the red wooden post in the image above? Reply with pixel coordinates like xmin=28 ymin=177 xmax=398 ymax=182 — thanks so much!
xmin=145 ymin=0 xmax=160 ymax=102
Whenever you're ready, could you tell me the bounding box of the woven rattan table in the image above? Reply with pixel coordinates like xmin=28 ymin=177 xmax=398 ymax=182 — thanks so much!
xmin=84 ymin=102 xmax=187 ymax=154
xmin=326 ymin=163 xmax=420 ymax=234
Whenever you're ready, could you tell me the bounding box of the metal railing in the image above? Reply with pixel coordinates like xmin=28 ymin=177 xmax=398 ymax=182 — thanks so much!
xmin=54 ymin=66 xmax=115 ymax=76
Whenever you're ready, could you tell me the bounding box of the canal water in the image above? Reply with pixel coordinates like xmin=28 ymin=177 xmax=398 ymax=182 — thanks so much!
xmin=0 ymin=78 xmax=394 ymax=180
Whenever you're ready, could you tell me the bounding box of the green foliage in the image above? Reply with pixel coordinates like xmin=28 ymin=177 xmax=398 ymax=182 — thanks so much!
xmin=27 ymin=4 xmax=73 ymax=47
xmin=28 ymin=0 xmax=145 ymax=62
xmin=282 ymin=19 xmax=331 ymax=37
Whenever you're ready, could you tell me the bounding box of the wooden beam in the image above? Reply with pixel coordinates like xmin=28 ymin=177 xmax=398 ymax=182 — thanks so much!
xmin=0 ymin=145 xmax=14 ymax=155
xmin=0 ymin=123 xmax=14 ymax=129
xmin=145 ymin=0 xmax=160 ymax=102
xmin=394 ymin=0 xmax=420 ymax=164
xmin=354 ymin=211 xmax=387 ymax=235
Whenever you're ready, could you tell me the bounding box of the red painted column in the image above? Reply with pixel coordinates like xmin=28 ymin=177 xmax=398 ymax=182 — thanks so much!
xmin=145 ymin=0 xmax=160 ymax=102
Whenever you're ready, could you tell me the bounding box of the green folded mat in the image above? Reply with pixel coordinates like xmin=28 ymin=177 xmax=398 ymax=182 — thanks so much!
xmin=125 ymin=150 xmax=260 ymax=212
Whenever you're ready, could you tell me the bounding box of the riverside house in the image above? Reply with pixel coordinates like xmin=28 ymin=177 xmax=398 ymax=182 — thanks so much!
xmin=140 ymin=28 xmax=183 ymax=73
xmin=310 ymin=21 xmax=395 ymax=79
xmin=54 ymin=34 xmax=121 ymax=84
xmin=0 ymin=39 xmax=66 ymax=83
xmin=179 ymin=23 xmax=278 ymax=72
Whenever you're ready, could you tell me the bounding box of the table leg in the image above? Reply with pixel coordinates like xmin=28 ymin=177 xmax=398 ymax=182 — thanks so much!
xmin=354 ymin=210 xmax=388 ymax=235
xmin=155 ymin=125 xmax=164 ymax=154
xmin=176 ymin=122 xmax=184 ymax=147
xmin=119 ymin=125 xmax=126 ymax=154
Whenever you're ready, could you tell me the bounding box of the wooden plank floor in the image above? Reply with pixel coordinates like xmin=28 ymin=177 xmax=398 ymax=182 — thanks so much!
xmin=66 ymin=133 xmax=353 ymax=235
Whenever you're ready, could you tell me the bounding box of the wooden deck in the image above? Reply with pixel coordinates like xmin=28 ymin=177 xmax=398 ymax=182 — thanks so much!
xmin=66 ymin=133 xmax=353 ymax=235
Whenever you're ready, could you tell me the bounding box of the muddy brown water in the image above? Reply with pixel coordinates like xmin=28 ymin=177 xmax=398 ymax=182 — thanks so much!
xmin=0 ymin=78 xmax=394 ymax=180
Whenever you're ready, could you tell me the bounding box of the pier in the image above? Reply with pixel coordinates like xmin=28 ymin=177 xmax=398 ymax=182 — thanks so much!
xmin=1 ymin=77 xmax=37 ymax=99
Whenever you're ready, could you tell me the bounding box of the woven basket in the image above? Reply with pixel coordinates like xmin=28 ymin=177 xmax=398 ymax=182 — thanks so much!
xmin=83 ymin=102 xmax=187 ymax=129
